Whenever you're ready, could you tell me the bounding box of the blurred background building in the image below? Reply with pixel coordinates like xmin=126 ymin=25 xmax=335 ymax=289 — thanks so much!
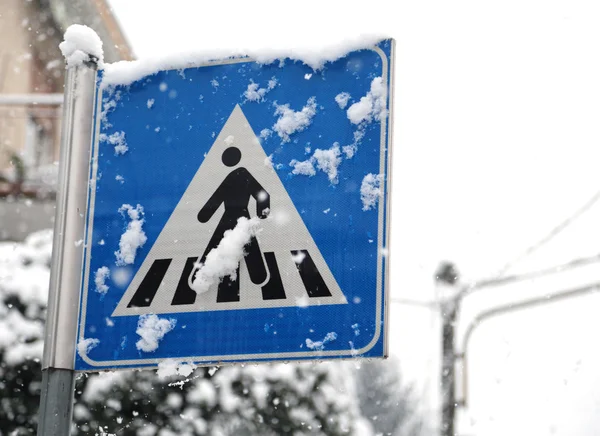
xmin=0 ymin=0 xmax=132 ymax=240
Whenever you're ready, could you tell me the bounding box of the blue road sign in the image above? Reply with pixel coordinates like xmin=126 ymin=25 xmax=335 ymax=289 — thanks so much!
xmin=76 ymin=40 xmax=394 ymax=370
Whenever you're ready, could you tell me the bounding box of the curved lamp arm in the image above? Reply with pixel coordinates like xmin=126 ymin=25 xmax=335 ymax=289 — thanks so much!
xmin=457 ymin=281 xmax=600 ymax=407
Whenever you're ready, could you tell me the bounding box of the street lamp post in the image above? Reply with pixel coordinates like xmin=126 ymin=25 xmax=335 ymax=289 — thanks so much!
xmin=440 ymin=297 xmax=459 ymax=436
xmin=434 ymin=262 xmax=461 ymax=436
xmin=427 ymin=256 xmax=600 ymax=436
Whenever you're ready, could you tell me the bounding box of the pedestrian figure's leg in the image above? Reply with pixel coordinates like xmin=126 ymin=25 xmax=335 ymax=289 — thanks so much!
xmin=172 ymin=256 xmax=200 ymax=305
xmin=260 ymin=252 xmax=286 ymax=300
xmin=244 ymin=236 xmax=267 ymax=285
xmin=172 ymin=224 xmax=228 ymax=305
xmin=217 ymin=265 xmax=240 ymax=302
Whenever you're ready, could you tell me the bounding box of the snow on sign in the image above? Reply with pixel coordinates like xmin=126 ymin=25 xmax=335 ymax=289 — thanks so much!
xmin=76 ymin=39 xmax=394 ymax=370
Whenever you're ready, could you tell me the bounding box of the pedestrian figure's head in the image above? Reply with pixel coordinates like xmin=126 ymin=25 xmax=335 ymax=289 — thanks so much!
xmin=222 ymin=147 xmax=241 ymax=167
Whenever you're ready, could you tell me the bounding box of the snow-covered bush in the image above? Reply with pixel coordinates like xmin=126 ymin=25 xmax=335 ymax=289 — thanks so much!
xmin=0 ymin=230 xmax=51 ymax=434
xmin=75 ymin=361 xmax=370 ymax=436
xmin=0 ymin=230 xmax=387 ymax=436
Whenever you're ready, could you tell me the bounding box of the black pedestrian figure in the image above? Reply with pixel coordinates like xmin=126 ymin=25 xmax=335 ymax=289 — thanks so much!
xmin=172 ymin=146 xmax=270 ymax=304
xmin=195 ymin=146 xmax=270 ymax=283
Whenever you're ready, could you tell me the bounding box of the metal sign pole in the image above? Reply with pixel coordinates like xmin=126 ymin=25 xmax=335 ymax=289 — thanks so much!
xmin=38 ymin=56 xmax=97 ymax=436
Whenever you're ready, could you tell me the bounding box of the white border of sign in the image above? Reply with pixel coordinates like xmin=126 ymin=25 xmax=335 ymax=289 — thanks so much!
xmin=77 ymin=43 xmax=394 ymax=368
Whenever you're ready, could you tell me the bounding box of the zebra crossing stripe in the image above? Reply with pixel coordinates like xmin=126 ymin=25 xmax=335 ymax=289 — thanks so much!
xmin=127 ymin=259 xmax=171 ymax=308
xmin=126 ymin=249 xmax=331 ymax=308
xmin=291 ymin=250 xmax=332 ymax=298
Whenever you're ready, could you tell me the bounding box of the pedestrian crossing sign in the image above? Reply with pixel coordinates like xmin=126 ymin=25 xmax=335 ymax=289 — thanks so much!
xmin=76 ymin=40 xmax=394 ymax=370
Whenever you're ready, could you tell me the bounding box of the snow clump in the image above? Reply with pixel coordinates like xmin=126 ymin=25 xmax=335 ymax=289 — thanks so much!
xmin=340 ymin=130 xmax=366 ymax=160
xmin=190 ymin=217 xmax=262 ymax=294
xmin=272 ymin=97 xmax=317 ymax=143
xmin=313 ymin=144 xmax=342 ymax=184
xmin=360 ymin=173 xmax=384 ymax=211
xmin=100 ymin=89 xmax=121 ymax=130
xmin=259 ymin=128 xmax=272 ymax=140
xmin=244 ymin=77 xmax=277 ymax=102
xmin=346 ymin=77 xmax=387 ymax=125
xmin=335 ymin=92 xmax=351 ymax=109
xmin=99 ymin=131 xmax=128 ymax=155
xmin=59 ymin=24 xmax=104 ymax=67
xmin=157 ymin=359 xmax=196 ymax=379
xmin=289 ymin=143 xmax=342 ymax=184
xmin=77 ymin=337 xmax=100 ymax=357
xmin=290 ymin=158 xmax=316 ymax=177
xmin=115 ymin=204 xmax=147 ymax=266
xmin=94 ymin=266 xmax=110 ymax=294
xmin=342 ymin=144 xmax=357 ymax=159
xmin=101 ymin=36 xmax=385 ymax=87
xmin=306 ymin=332 xmax=338 ymax=351
xmin=136 ymin=314 xmax=177 ymax=352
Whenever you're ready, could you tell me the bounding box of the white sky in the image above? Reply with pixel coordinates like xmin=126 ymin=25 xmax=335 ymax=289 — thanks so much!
xmin=107 ymin=1 xmax=600 ymax=434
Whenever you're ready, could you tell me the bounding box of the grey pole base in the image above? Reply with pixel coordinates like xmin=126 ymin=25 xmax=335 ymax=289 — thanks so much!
xmin=37 ymin=368 xmax=76 ymax=436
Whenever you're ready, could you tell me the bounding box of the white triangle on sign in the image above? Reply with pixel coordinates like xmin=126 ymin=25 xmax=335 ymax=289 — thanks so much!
xmin=112 ymin=105 xmax=347 ymax=316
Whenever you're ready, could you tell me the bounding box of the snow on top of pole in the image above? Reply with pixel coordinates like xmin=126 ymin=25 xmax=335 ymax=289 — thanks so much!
xmin=101 ymin=34 xmax=387 ymax=87
xmin=59 ymin=24 xmax=104 ymax=68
